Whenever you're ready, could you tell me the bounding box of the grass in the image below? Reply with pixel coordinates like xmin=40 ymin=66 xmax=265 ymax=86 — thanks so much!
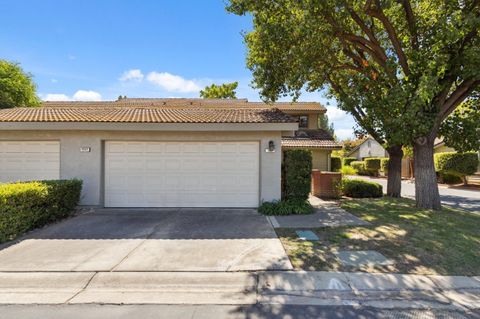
xmin=276 ymin=197 xmax=480 ymax=276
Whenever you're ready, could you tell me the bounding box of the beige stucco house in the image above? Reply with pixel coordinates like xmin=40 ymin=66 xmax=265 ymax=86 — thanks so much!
xmin=0 ymin=98 xmax=337 ymax=208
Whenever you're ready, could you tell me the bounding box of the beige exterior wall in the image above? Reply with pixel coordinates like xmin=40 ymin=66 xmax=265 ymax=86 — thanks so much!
xmin=0 ymin=130 xmax=283 ymax=206
xmin=282 ymin=111 xmax=319 ymax=129
xmin=434 ymin=145 xmax=456 ymax=153
xmin=357 ymin=139 xmax=388 ymax=159
xmin=312 ymin=149 xmax=330 ymax=171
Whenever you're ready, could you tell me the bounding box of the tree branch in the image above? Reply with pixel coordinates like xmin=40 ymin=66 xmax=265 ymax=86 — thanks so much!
xmin=366 ymin=0 xmax=410 ymax=75
xmin=439 ymin=79 xmax=480 ymax=121
xmin=398 ymin=0 xmax=418 ymax=49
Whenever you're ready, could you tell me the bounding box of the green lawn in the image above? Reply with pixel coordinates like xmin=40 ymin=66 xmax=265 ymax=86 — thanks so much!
xmin=276 ymin=197 xmax=480 ymax=276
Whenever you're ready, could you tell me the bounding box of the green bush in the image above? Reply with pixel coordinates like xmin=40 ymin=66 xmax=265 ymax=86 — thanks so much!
xmin=434 ymin=152 xmax=479 ymax=182
xmin=364 ymin=158 xmax=381 ymax=176
xmin=438 ymin=172 xmax=463 ymax=184
xmin=350 ymin=161 xmax=367 ymax=175
xmin=342 ymin=157 xmax=357 ymax=167
xmin=283 ymin=150 xmax=312 ymax=201
xmin=331 ymin=156 xmax=342 ymax=172
xmin=340 ymin=165 xmax=357 ymax=175
xmin=258 ymin=199 xmax=313 ymax=216
xmin=340 ymin=179 xmax=383 ymax=198
xmin=0 ymin=179 xmax=82 ymax=243
xmin=380 ymin=158 xmax=390 ymax=173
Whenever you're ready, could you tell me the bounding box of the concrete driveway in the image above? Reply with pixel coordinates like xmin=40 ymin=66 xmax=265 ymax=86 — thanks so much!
xmin=0 ymin=209 xmax=292 ymax=272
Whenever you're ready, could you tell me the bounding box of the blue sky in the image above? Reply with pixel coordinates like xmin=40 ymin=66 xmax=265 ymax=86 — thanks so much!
xmin=0 ymin=0 xmax=355 ymax=139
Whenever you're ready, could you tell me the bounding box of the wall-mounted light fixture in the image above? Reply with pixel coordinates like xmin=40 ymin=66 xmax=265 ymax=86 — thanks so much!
xmin=80 ymin=146 xmax=91 ymax=153
xmin=265 ymin=140 xmax=276 ymax=153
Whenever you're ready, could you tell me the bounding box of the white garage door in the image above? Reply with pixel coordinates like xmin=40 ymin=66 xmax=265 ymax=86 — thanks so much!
xmin=104 ymin=141 xmax=260 ymax=207
xmin=0 ymin=141 xmax=60 ymax=182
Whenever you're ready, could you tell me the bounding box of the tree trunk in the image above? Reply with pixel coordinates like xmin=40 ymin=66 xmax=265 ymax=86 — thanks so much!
xmin=414 ymin=136 xmax=441 ymax=210
xmin=386 ymin=145 xmax=403 ymax=197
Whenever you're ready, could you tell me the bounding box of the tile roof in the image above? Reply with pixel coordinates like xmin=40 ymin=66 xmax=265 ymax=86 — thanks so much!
xmin=282 ymin=129 xmax=341 ymax=149
xmin=42 ymin=98 xmax=326 ymax=111
xmin=0 ymin=107 xmax=296 ymax=124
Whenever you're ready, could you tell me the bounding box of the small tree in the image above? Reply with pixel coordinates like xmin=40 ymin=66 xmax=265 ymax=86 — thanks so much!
xmin=0 ymin=60 xmax=40 ymax=109
xmin=318 ymin=113 xmax=335 ymax=137
xmin=200 ymin=82 xmax=238 ymax=99
xmin=439 ymin=98 xmax=480 ymax=153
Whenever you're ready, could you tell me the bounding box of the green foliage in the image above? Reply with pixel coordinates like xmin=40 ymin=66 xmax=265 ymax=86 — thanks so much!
xmin=283 ymin=149 xmax=312 ymax=200
xmin=342 ymin=157 xmax=357 ymax=167
xmin=438 ymin=172 xmax=463 ymax=184
xmin=434 ymin=152 xmax=479 ymax=179
xmin=340 ymin=179 xmax=383 ymax=198
xmin=380 ymin=158 xmax=390 ymax=173
xmin=258 ymin=199 xmax=314 ymax=215
xmin=330 ymin=156 xmax=342 ymax=172
xmin=199 ymin=82 xmax=238 ymax=99
xmin=340 ymin=165 xmax=357 ymax=176
xmin=439 ymin=98 xmax=480 ymax=153
xmin=318 ymin=113 xmax=335 ymax=137
xmin=350 ymin=161 xmax=371 ymax=176
xmin=364 ymin=157 xmax=381 ymax=176
xmin=0 ymin=179 xmax=82 ymax=243
xmin=227 ymin=0 xmax=480 ymax=154
xmin=0 ymin=60 xmax=40 ymax=109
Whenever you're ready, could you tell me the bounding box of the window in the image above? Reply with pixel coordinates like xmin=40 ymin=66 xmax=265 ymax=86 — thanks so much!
xmin=297 ymin=115 xmax=308 ymax=128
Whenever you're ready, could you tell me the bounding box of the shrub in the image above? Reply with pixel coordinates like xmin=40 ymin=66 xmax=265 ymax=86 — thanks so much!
xmin=342 ymin=157 xmax=357 ymax=167
xmin=0 ymin=179 xmax=82 ymax=243
xmin=331 ymin=156 xmax=342 ymax=172
xmin=340 ymin=179 xmax=383 ymax=198
xmin=364 ymin=158 xmax=381 ymax=176
xmin=438 ymin=172 xmax=463 ymax=184
xmin=350 ymin=161 xmax=368 ymax=175
xmin=434 ymin=152 xmax=479 ymax=183
xmin=340 ymin=165 xmax=357 ymax=175
xmin=380 ymin=158 xmax=389 ymax=173
xmin=283 ymin=149 xmax=312 ymax=200
xmin=258 ymin=199 xmax=313 ymax=216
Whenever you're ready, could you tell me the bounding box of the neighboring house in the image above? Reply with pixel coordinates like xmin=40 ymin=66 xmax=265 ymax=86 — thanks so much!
xmin=280 ymin=104 xmax=341 ymax=171
xmin=0 ymin=98 xmax=335 ymax=208
xmin=346 ymin=137 xmax=388 ymax=160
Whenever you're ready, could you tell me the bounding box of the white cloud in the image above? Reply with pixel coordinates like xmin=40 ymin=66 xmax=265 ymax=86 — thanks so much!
xmin=335 ymin=128 xmax=355 ymax=140
xmin=146 ymin=72 xmax=201 ymax=93
xmin=326 ymin=105 xmax=349 ymax=121
xmin=73 ymin=90 xmax=102 ymax=101
xmin=119 ymin=69 xmax=144 ymax=82
xmin=43 ymin=94 xmax=71 ymax=101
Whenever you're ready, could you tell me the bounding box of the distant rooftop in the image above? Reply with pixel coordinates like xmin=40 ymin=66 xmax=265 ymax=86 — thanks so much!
xmin=41 ymin=98 xmax=326 ymax=112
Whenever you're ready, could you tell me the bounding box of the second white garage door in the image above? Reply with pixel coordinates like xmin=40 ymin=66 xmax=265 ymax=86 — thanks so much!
xmin=104 ymin=141 xmax=260 ymax=207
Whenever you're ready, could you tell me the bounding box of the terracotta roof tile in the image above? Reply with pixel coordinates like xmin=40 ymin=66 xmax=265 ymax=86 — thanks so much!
xmin=282 ymin=129 xmax=341 ymax=149
xmin=0 ymin=107 xmax=296 ymax=124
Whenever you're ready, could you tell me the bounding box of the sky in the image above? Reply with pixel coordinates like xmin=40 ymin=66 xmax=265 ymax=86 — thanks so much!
xmin=0 ymin=0 xmax=356 ymax=139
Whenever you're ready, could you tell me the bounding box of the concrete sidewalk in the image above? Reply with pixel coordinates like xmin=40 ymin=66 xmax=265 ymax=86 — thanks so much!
xmin=0 ymin=271 xmax=478 ymax=311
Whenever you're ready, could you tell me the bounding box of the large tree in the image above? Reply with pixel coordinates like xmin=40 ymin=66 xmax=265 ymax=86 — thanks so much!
xmin=200 ymin=82 xmax=238 ymax=99
xmin=0 ymin=60 xmax=40 ymax=109
xmin=227 ymin=0 xmax=480 ymax=209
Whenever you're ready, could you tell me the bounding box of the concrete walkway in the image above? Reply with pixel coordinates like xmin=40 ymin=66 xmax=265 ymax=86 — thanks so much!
xmin=1 ymin=271 xmax=478 ymax=312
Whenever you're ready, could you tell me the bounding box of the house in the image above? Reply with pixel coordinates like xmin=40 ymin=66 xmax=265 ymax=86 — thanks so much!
xmin=0 ymin=98 xmax=337 ymax=208
xmin=434 ymin=137 xmax=480 ymax=173
xmin=346 ymin=137 xmax=388 ymax=160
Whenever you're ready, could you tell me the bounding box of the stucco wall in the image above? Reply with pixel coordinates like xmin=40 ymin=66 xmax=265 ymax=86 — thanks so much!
xmin=312 ymin=149 xmax=330 ymax=171
xmin=0 ymin=130 xmax=282 ymax=206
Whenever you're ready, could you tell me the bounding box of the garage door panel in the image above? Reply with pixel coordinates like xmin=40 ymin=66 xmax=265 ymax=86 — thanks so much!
xmin=105 ymin=141 xmax=259 ymax=207
xmin=0 ymin=141 xmax=60 ymax=183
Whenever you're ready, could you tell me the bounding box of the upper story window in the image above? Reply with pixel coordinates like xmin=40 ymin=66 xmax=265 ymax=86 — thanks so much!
xmin=297 ymin=115 xmax=308 ymax=128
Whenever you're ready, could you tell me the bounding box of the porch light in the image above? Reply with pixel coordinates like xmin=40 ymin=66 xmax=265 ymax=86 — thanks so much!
xmin=266 ymin=140 xmax=276 ymax=153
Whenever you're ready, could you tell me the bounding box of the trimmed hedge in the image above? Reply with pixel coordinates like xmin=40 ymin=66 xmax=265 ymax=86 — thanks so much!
xmin=258 ymin=199 xmax=313 ymax=216
xmin=331 ymin=156 xmax=342 ymax=172
xmin=380 ymin=158 xmax=390 ymax=173
xmin=283 ymin=149 xmax=312 ymax=201
xmin=434 ymin=152 xmax=479 ymax=179
xmin=364 ymin=158 xmax=381 ymax=176
xmin=438 ymin=172 xmax=463 ymax=184
xmin=340 ymin=179 xmax=383 ymax=198
xmin=350 ymin=161 xmax=367 ymax=175
xmin=342 ymin=157 xmax=357 ymax=167
xmin=0 ymin=179 xmax=82 ymax=243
